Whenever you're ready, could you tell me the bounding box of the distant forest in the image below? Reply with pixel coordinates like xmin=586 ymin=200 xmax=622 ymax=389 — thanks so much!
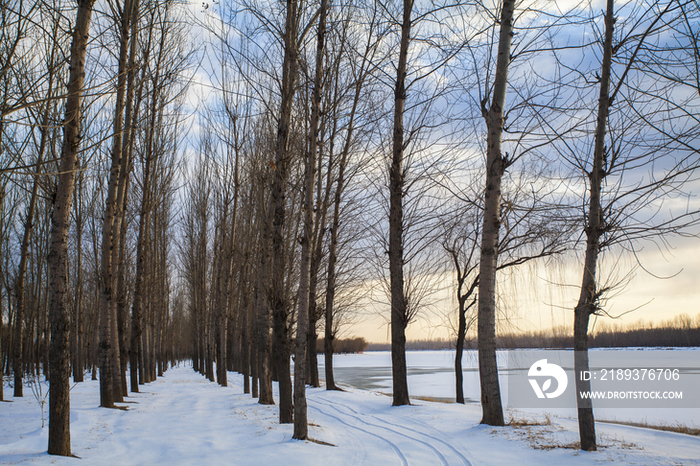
xmin=365 ymin=314 xmax=700 ymax=351
xmin=316 ymin=338 xmax=369 ymax=354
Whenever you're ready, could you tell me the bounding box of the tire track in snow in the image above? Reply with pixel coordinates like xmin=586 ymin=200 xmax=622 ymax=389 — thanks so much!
xmin=308 ymin=404 xmax=409 ymax=466
xmin=316 ymin=395 xmax=473 ymax=466
xmin=312 ymin=397 xmax=452 ymax=466
xmin=367 ymin=414 xmax=472 ymax=466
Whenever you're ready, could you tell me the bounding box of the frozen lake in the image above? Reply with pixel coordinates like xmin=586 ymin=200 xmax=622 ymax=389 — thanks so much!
xmin=319 ymin=350 xmax=478 ymax=401
xmin=318 ymin=349 xmax=700 ymax=427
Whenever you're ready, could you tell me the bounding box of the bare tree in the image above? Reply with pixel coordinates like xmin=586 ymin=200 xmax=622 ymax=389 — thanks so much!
xmin=475 ymin=0 xmax=516 ymax=426
xmin=387 ymin=0 xmax=414 ymax=407
xmin=98 ymin=0 xmax=137 ymax=408
xmin=47 ymin=0 xmax=97 ymax=456
xmin=369 ymin=0 xmax=471 ymax=407
xmin=441 ymin=211 xmax=479 ymax=404
xmin=293 ymin=0 xmax=327 ymax=439
xmin=12 ymin=9 xmax=63 ymax=398
xmin=268 ymin=0 xmax=304 ymax=424
xmin=448 ymin=0 xmax=585 ymax=426
xmin=562 ymin=0 xmax=700 ymax=451
xmin=322 ymin=0 xmax=381 ymax=391
xmin=440 ymin=174 xmax=572 ymax=404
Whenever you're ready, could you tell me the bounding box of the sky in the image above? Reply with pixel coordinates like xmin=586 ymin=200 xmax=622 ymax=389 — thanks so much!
xmin=180 ymin=1 xmax=700 ymax=345
xmin=350 ymin=235 xmax=700 ymax=343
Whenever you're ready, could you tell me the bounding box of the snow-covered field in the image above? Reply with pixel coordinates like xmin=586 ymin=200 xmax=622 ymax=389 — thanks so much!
xmin=1 ymin=351 xmax=698 ymax=465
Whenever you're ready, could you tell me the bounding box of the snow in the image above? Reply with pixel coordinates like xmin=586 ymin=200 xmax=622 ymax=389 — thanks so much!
xmin=1 ymin=353 xmax=699 ymax=465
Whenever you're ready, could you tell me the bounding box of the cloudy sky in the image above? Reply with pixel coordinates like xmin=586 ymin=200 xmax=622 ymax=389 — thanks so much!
xmin=352 ymin=234 xmax=700 ymax=343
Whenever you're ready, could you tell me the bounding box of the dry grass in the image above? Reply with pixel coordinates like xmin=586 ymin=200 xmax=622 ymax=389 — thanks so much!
xmin=531 ymin=440 xmax=581 ymax=451
xmin=503 ymin=413 xmax=641 ymax=451
xmin=507 ymin=413 xmax=552 ymax=427
xmin=598 ymin=419 xmax=700 ymax=436
xmin=308 ymin=437 xmax=336 ymax=447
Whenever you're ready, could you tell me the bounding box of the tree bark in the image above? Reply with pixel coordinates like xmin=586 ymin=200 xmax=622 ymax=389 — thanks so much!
xmin=257 ymin=243 xmax=274 ymax=404
xmin=455 ymin=295 xmax=466 ymax=404
xmin=114 ymin=172 xmax=131 ymax=396
xmin=47 ymin=0 xmax=96 ymax=455
xmin=256 ymin=171 xmax=274 ymax=404
xmin=215 ymin=219 xmax=229 ymax=386
xmin=130 ymin=142 xmax=152 ymax=391
xmin=72 ymin=181 xmax=84 ymax=384
xmin=477 ymin=0 xmax=515 ymax=427
xmin=0 ymin=168 xmax=5 ymax=403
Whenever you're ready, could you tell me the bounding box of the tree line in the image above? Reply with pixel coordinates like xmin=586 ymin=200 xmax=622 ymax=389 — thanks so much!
xmin=367 ymin=313 xmax=700 ymax=350
xmin=0 ymin=0 xmax=699 ymax=455
xmin=316 ymin=337 xmax=368 ymax=354
xmin=483 ymin=314 xmax=700 ymax=349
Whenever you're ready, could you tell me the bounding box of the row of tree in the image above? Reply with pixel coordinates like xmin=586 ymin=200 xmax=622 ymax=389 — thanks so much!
xmin=1 ymin=0 xmax=699 ymax=455
xmin=0 ymin=0 xmax=192 ymax=455
xmin=189 ymin=0 xmax=700 ymax=451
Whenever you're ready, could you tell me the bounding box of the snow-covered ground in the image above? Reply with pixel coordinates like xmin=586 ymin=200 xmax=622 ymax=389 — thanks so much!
xmin=1 ymin=353 xmax=698 ymax=465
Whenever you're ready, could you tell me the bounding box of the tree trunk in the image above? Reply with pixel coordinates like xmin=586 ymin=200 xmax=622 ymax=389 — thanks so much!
xmin=72 ymin=173 xmax=84 ymax=383
xmin=573 ymin=0 xmax=615 ymax=452
xmin=257 ymin=174 xmax=274 ymax=405
xmin=257 ymin=253 xmax=274 ymax=404
xmin=215 ymin=220 xmax=229 ymax=387
xmin=14 ymin=30 xmax=59 ymax=396
xmin=47 ymin=0 xmax=96 ymax=455
xmin=250 ymin=273 xmax=260 ymax=399
xmin=455 ymin=297 xmax=467 ymax=404
xmin=306 ymin=313 xmax=319 ymax=387
xmin=125 ymin=0 xmax=146 ymax=393
xmin=307 ymin=143 xmax=331 ymax=389
xmin=477 ymin=0 xmax=515 ymax=427
xmin=323 ymin=19 xmax=370 ymax=391
xmin=113 ymin=21 xmax=138 ymax=395
xmin=135 ymin=145 xmax=160 ymax=387
xmin=270 ymin=0 xmax=300 ymax=425
xmin=250 ymin=324 xmax=259 ymax=398
xmin=13 ymin=135 xmax=41 ymax=399
xmin=389 ymin=0 xmax=412 ymax=407
xmin=293 ymin=0 xmax=326 ymax=439
xmin=241 ymin=290 xmax=250 ymax=394
xmin=98 ymin=0 xmax=133 ymax=407
xmin=115 ymin=173 xmax=130 ymax=396
xmin=323 ymin=187 xmax=339 ymax=390
xmin=0 ymin=182 xmax=4 ymax=402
